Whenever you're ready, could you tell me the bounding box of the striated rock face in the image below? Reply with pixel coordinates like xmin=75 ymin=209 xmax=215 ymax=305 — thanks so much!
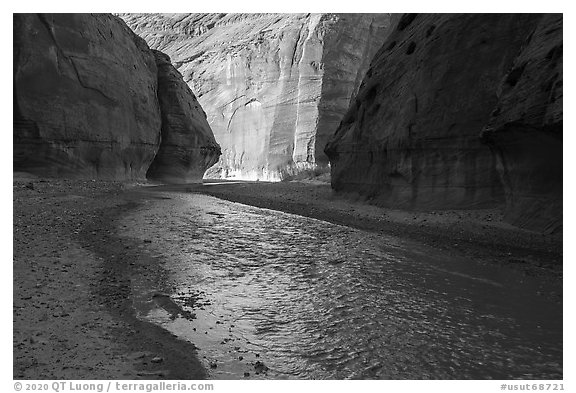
xmin=326 ymin=14 xmax=544 ymax=211
xmin=147 ymin=50 xmax=221 ymax=183
xmin=121 ymin=13 xmax=392 ymax=181
xmin=481 ymin=14 xmax=563 ymax=233
xmin=14 ymin=13 xmax=162 ymax=179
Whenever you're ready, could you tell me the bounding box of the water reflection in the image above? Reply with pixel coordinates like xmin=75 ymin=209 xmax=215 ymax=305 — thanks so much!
xmin=120 ymin=193 xmax=562 ymax=379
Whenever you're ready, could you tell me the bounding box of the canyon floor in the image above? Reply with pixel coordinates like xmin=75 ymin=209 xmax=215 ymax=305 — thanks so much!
xmin=13 ymin=175 xmax=206 ymax=380
xmin=13 ymin=175 xmax=562 ymax=379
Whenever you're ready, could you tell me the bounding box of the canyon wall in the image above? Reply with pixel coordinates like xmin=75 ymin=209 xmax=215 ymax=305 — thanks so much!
xmin=147 ymin=50 xmax=221 ymax=183
xmin=481 ymin=14 xmax=563 ymax=233
xmin=14 ymin=13 xmax=161 ymax=179
xmin=14 ymin=13 xmax=219 ymax=181
xmin=121 ymin=13 xmax=393 ymax=181
xmin=326 ymin=14 xmax=562 ymax=231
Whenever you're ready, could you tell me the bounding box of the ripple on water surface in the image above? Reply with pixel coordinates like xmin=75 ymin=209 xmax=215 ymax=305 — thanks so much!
xmin=120 ymin=193 xmax=562 ymax=380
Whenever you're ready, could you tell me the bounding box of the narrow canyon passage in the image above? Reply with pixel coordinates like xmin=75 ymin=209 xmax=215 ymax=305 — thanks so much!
xmin=119 ymin=192 xmax=562 ymax=380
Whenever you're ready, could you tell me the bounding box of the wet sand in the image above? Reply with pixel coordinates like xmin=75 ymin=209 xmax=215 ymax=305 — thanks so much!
xmin=13 ymin=175 xmax=205 ymax=379
xmin=13 ymin=176 xmax=562 ymax=379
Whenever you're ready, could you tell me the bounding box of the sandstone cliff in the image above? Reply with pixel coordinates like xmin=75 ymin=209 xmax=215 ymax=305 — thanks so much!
xmin=325 ymin=14 xmax=547 ymax=213
xmin=14 ymin=13 xmax=220 ymax=182
xmin=481 ymin=14 xmax=563 ymax=233
xmin=147 ymin=50 xmax=221 ymax=183
xmin=14 ymin=13 xmax=161 ymax=179
xmin=121 ymin=13 xmax=392 ymax=181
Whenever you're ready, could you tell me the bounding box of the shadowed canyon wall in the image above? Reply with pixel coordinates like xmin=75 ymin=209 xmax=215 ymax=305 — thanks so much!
xmin=14 ymin=13 xmax=160 ymax=179
xmin=14 ymin=13 xmax=220 ymax=181
xmin=325 ymin=13 xmax=562 ymax=232
xmin=481 ymin=14 xmax=563 ymax=233
xmin=121 ymin=13 xmax=393 ymax=181
xmin=147 ymin=50 xmax=221 ymax=183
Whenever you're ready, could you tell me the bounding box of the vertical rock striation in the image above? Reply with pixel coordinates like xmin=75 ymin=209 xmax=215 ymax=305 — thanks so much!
xmin=147 ymin=50 xmax=221 ymax=183
xmin=325 ymin=14 xmax=545 ymax=211
xmin=13 ymin=13 xmax=162 ymax=179
xmin=120 ymin=13 xmax=393 ymax=181
xmin=14 ymin=13 xmax=220 ymax=182
xmin=481 ymin=14 xmax=563 ymax=233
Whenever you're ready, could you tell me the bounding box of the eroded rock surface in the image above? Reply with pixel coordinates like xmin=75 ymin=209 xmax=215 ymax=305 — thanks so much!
xmin=121 ymin=13 xmax=392 ymax=180
xmin=14 ymin=13 xmax=220 ymax=182
xmin=14 ymin=13 xmax=162 ymax=179
xmin=482 ymin=14 xmax=563 ymax=233
xmin=147 ymin=50 xmax=221 ymax=183
xmin=326 ymin=14 xmax=545 ymax=211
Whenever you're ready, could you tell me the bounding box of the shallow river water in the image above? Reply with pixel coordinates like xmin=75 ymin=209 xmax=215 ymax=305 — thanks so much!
xmin=119 ymin=192 xmax=562 ymax=379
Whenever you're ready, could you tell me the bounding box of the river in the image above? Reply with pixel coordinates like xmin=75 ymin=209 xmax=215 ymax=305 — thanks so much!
xmin=118 ymin=192 xmax=562 ymax=379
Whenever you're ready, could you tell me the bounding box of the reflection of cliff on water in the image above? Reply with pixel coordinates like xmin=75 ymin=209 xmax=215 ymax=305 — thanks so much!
xmin=121 ymin=192 xmax=562 ymax=380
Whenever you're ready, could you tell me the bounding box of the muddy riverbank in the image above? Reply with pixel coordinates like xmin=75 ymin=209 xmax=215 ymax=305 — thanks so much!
xmin=13 ymin=175 xmax=205 ymax=379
